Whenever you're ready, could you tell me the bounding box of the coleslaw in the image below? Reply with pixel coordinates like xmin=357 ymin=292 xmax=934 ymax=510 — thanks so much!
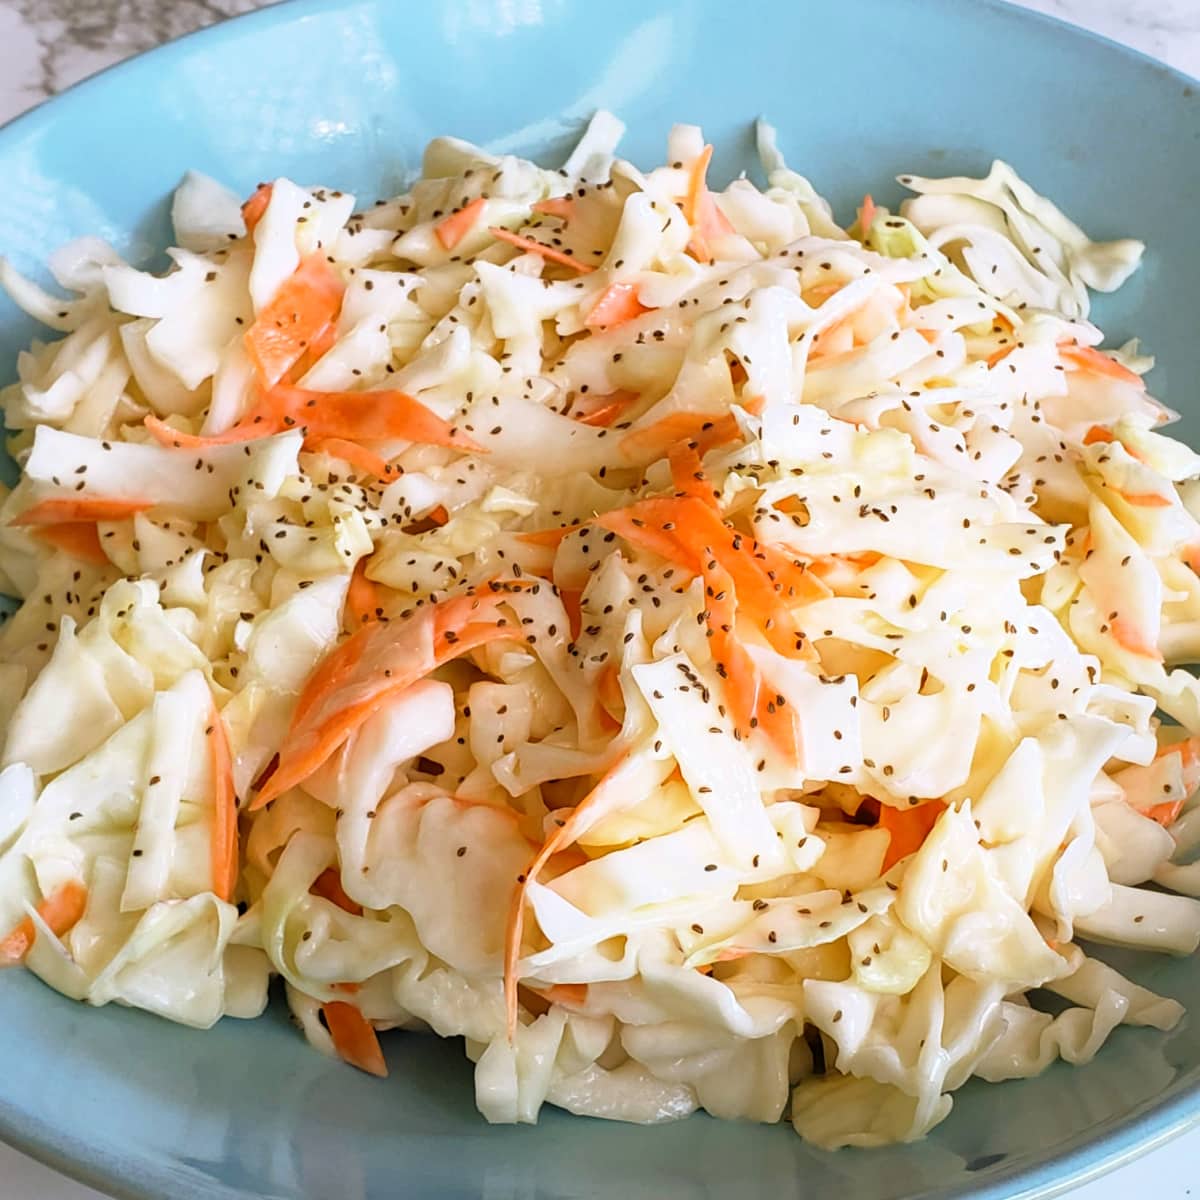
xmin=1 ymin=113 xmax=1199 ymax=1147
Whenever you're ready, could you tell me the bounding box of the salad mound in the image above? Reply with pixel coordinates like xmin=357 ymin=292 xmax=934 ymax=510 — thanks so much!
xmin=0 ymin=114 xmax=1198 ymax=1148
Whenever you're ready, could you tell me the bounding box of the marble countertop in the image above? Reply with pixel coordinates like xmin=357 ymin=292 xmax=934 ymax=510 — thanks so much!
xmin=1 ymin=0 xmax=1199 ymax=1198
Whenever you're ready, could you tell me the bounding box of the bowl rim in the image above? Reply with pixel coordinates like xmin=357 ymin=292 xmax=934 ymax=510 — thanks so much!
xmin=0 ymin=1 xmax=1199 ymax=1198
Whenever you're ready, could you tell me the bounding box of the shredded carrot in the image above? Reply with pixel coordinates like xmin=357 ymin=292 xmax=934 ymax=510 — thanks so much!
xmin=29 ymin=522 xmax=109 ymax=565
xmin=1083 ymin=425 xmax=1115 ymax=445
xmin=1146 ymin=799 xmax=1185 ymax=827
xmin=0 ymin=879 xmax=88 ymax=966
xmin=531 ymin=197 xmax=575 ymax=220
xmin=312 ymin=868 xmax=364 ymax=916
xmin=504 ymin=753 xmax=629 ymax=1038
xmin=596 ymin=495 xmax=827 ymax=657
xmin=914 ymin=328 xmax=941 ymax=344
xmin=245 ymin=255 xmax=345 ymax=389
xmin=1110 ymin=617 xmax=1162 ymax=660
xmin=278 ymin=320 xmax=341 ymax=388
xmin=703 ymin=560 xmax=800 ymax=760
xmin=517 ymin=523 xmax=582 ymax=548
xmin=208 ymin=704 xmax=238 ymax=904
xmin=145 ymin=385 xmax=480 ymax=455
xmin=620 ymin=410 xmax=743 ymax=460
xmin=986 ymin=343 xmax=1017 ymax=368
xmin=668 ymin=442 xmax=720 ymax=511
xmin=241 ymin=183 xmax=273 ymax=235
xmin=597 ymin=661 xmax=624 ymax=717
xmin=11 ymin=496 xmax=153 ymax=527
xmin=1060 ymin=342 xmax=1145 ymax=389
xmin=539 ymin=983 xmax=588 ymax=1008
xmin=322 ymin=1000 xmax=388 ymax=1077
xmin=598 ymin=495 xmax=826 ymax=609
xmin=307 ymin=436 xmax=397 ymax=480
xmin=1156 ymin=737 xmax=1200 ymax=768
xmin=399 ymin=504 xmax=450 ymax=536
xmin=488 ymin=227 xmax=595 ymax=274
xmin=857 ymin=194 xmax=877 ymax=240
xmin=560 ymin=588 xmax=584 ymax=641
xmin=879 ymin=801 xmax=946 ymax=873
xmin=1113 ymin=488 xmax=1173 ymax=509
xmin=254 ymin=582 xmax=531 ymax=809
xmin=346 ymin=558 xmax=380 ymax=627
xmin=585 ymin=282 xmax=650 ymax=329
xmin=682 ymin=144 xmax=734 ymax=264
xmin=572 ymin=389 xmax=638 ymax=428
xmin=435 ymin=197 xmax=487 ymax=250
xmin=683 ymin=145 xmax=714 ymax=232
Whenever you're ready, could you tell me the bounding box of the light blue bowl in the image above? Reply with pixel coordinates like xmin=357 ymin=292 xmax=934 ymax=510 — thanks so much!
xmin=1 ymin=1 xmax=1199 ymax=1197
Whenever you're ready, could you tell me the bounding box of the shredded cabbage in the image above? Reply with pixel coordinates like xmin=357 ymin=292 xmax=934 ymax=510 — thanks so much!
xmin=1 ymin=112 xmax=1196 ymax=1150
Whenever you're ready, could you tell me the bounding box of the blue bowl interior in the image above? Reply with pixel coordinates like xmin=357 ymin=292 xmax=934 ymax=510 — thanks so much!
xmin=1 ymin=1 xmax=1199 ymax=1198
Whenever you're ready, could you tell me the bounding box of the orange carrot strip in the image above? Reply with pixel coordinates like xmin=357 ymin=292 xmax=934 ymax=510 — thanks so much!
xmin=598 ymin=495 xmax=826 ymax=611
xmin=12 ymin=497 xmax=153 ymax=527
xmin=879 ymin=801 xmax=945 ymax=873
xmin=595 ymin=496 xmax=826 ymax=658
xmin=146 ymin=386 xmax=480 ymax=455
xmin=987 ymin=343 xmax=1016 ymax=368
xmin=572 ymin=389 xmax=638 ymax=428
xmin=857 ymin=194 xmax=877 ymax=239
xmin=682 ymin=144 xmax=735 ymax=264
xmin=312 ymin=867 xmax=364 ymax=916
xmin=1156 ymin=737 xmax=1200 ymax=770
xmin=704 ymin=561 xmax=800 ymax=759
xmin=208 ymin=704 xmax=238 ymax=904
xmin=254 ymin=584 xmax=529 ymax=808
xmin=532 ymin=197 xmax=575 ymax=220
xmin=308 ymin=437 xmax=397 ymax=480
xmin=1114 ymin=489 xmax=1173 ymax=509
xmin=684 ymin=145 xmax=714 ymax=230
xmin=435 ymin=197 xmax=487 ymax=250
xmin=488 ymin=227 xmax=594 ymax=274
xmin=241 ymin=183 xmax=273 ymax=234
xmin=346 ymin=558 xmax=380 ymax=627
xmin=585 ymin=282 xmax=650 ymax=330
xmin=1060 ymin=342 xmax=1145 ymax=389
xmin=1146 ymin=799 xmax=1185 ymax=827
xmin=560 ymin=588 xmax=583 ymax=641
xmin=245 ymin=255 xmax=345 ymax=389
xmin=0 ymin=879 xmax=88 ymax=965
xmin=1110 ymin=617 xmax=1162 ymax=660
xmin=322 ymin=1000 xmax=388 ymax=1077
xmin=597 ymin=661 xmax=624 ymax=717
xmin=287 ymin=319 xmax=340 ymax=384
xmin=620 ymin=411 xmax=743 ymax=460
xmin=668 ymin=442 xmax=720 ymax=511
xmin=538 ymin=983 xmax=588 ymax=1008
xmin=1083 ymin=425 xmax=1115 ymax=445
xmin=517 ymin=523 xmax=582 ymax=547
xmin=505 ymin=753 xmax=629 ymax=1038
xmin=29 ymin=522 xmax=110 ymax=565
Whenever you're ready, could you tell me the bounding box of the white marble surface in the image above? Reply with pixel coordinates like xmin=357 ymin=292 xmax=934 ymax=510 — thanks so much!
xmin=1 ymin=0 xmax=1200 ymax=1197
